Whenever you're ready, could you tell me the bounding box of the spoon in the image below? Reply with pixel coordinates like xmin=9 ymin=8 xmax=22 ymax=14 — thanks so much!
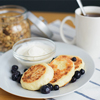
xmin=76 ymin=0 xmax=87 ymax=16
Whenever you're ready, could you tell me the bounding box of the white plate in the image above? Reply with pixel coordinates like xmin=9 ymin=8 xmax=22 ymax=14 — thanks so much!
xmin=0 ymin=42 xmax=95 ymax=99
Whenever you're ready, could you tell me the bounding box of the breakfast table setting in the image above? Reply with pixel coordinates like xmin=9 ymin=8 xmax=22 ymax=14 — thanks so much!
xmin=1 ymin=1 xmax=100 ymax=100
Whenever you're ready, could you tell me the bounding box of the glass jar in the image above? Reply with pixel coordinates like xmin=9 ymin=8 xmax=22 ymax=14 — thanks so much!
xmin=0 ymin=5 xmax=31 ymax=52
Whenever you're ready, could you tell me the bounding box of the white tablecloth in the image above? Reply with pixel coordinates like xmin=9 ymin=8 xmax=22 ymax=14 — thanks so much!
xmin=31 ymin=20 xmax=100 ymax=100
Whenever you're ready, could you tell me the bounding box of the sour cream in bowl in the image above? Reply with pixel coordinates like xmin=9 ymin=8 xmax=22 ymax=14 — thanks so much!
xmin=13 ymin=37 xmax=56 ymax=67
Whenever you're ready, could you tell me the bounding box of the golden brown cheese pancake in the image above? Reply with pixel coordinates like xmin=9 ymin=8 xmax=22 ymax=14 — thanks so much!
xmin=21 ymin=63 xmax=54 ymax=90
xmin=48 ymin=55 xmax=75 ymax=87
xmin=66 ymin=55 xmax=85 ymax=71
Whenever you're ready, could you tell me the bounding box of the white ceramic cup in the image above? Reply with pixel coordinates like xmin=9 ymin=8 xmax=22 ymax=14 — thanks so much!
xmin=60 ymin=6 xmax=100 ymax=58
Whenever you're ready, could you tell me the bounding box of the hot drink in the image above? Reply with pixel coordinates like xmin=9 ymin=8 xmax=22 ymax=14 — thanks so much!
xmin=81 ymin=13 xmax=100 ymax=17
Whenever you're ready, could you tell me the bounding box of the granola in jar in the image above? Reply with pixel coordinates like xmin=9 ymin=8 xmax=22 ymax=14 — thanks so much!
xmin=0 ymin=5 xmax=31 ymax=52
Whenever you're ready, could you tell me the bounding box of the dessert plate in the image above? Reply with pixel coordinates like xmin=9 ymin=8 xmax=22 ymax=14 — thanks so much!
xmin=0 ymin=42 xmax=95 ymax=99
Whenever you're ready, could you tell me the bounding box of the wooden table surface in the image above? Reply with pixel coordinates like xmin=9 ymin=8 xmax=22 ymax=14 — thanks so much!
xmin=0 ymin=12 xmax=75 ymax=100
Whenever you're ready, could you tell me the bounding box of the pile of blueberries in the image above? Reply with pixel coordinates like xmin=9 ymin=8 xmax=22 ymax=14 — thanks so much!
xmin=71 ymin=57 xmax=85 ymax=82
xmin=40 ymin=83 xmax=59 ymax=94
xmin=11 ymin=65 xmax=23 ymax=83
xmin=71 ymin=69 xmax=85 ymax=82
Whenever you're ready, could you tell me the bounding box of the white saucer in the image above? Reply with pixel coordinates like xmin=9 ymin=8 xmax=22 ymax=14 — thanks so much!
xmin=0 ymin=42 xmax=95 ymax=99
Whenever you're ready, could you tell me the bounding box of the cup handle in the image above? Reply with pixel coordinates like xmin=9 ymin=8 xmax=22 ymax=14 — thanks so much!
xmin=60 ymin=16 xmax=75 ymax=44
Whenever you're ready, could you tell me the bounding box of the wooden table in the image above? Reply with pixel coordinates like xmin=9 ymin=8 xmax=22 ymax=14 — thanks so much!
xmin=0 ymin=12 xmax=75 ymax=100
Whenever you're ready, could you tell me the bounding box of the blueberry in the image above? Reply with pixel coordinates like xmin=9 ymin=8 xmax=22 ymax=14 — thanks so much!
xmin=12 ymin=74 xmax=18 ymax=81
xmin=53 ymin=85 xmax=59 ymax=90
xmin=71 ymin=76 xmax=77 ymax=82
xmin=11 ymin=65 xmax=18 ymax=73
xmin=74 ymin=71 xmax=81 ymax=79
xmin=12 ymin=65 xmax=18 ymax=71
xmin=80 ymin=69 xmax=85 ymax=75
xmin=14 ymin=71 xmax=21 ymax=76
xmin=16 ymin=75 xmax=22 ymax=83
xmin=52 ymin=57 xmax=55 ymax=60
xmin=47 ymin=83 xmax=53 ymax=90
xmin=40 ymin=85 xmax=50 ymax=94
xmin=51 ymin=56 xmax=57 ymax=61
xmin=24 ymin=68 xmax=28 ymax=72
xmin=71 ymin=57 xmax=77 ymax=62
xmin=52 ymin=58 xmax=55 ymax=60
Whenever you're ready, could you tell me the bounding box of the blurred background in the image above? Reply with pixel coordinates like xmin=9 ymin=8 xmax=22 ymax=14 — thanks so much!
xmin=0 ymin=0 xmax=100 ymax=13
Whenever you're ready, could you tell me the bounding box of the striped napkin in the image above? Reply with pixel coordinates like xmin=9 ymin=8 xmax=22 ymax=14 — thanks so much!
xmin=31 ymin=20 xmax=100 ymax=100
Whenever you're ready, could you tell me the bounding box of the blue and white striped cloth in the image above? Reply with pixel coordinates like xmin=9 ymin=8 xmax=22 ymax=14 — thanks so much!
xmin=31 ymin=20 xmax=100 ymax=100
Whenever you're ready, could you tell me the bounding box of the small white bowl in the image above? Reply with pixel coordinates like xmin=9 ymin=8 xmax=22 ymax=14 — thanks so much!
xmin=12 ymin=37 xmax=56 ymax=67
